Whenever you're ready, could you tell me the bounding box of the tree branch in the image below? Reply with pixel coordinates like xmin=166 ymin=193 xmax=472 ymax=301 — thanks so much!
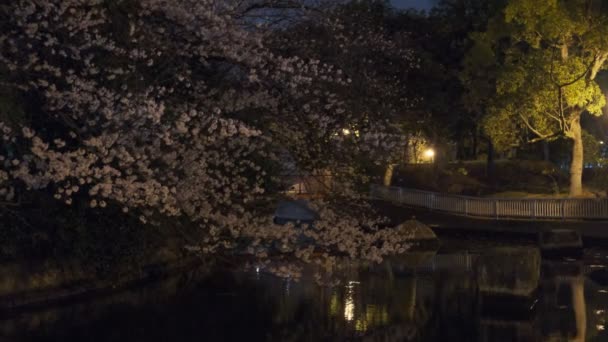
xmin=558 ymin=86 xmax=566 ymax=130
xmin=590 ymin=51 xmax=608 ymax=80
xmin=526 ymin=132 xmax=561 ymax=144
xmin=518 ymin=113 xmax=551 ymax=139
xmin=559 ymin=56 xmax=596 ymax=87
xmin=545 ymin=109 xmax=563 ymax=127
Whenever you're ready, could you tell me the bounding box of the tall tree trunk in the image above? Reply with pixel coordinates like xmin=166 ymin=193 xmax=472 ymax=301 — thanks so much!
xmin=569 ymin=117 xmax=584 ymax=197
xmin=383 ymin=163 xmax=395 ymax=187
xmin=486 ymin=140 xmax=495 ymax=185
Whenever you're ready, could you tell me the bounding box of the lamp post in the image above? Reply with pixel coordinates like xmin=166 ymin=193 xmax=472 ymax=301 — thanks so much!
xmin=424 ymin=148 xmax=435 ymax=163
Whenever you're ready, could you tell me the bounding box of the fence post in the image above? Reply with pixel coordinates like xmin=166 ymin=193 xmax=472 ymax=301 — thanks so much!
xmin=494 ymin=200 xmax=498 ymax=220
xmin=561 ymin=199 xmax=565 ymax=221
xmin=464 ymin=198 xmax=468 ymax=216
xmin=532 ymin=200 xmax=537 ymax=219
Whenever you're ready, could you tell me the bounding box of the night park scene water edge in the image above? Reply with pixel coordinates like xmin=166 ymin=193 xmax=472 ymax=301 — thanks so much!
xmin=1 ymin=0 xmax=608 ymax=341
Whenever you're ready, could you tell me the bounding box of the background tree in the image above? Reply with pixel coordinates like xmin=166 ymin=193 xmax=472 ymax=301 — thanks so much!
xmin=394 ymin=0 xmax=502 ymax=176
xmin=269 ymin=0 xmax=416 ymax=186
xmin=466 ymin=0 xmax=608 ymax=196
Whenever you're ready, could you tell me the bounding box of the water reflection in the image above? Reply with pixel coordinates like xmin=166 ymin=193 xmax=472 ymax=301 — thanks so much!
xmin=343 ymin=281 xmax=356 ymax=322
xmin=4 ymin=242 xmax=608 ymax=341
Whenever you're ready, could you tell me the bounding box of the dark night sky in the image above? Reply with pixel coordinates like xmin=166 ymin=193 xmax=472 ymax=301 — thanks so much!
xmin=390 ymin=0 xmax=436 ymax=10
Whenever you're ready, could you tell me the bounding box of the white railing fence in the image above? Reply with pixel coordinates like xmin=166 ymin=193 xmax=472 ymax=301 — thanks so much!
xmin=370 ymin=184 xmax=608 ymax=220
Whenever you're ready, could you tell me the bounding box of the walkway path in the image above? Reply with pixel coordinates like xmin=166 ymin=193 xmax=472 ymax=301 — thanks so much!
xmin=372 ymin=200 xmax=608 ymax=243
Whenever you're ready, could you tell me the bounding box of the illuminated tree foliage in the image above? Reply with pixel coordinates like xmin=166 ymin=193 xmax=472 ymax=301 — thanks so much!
xmin=465 ymin=0 xmax=608 ymax=196
xmin=0 ymin=0 xmax=415 ymax=268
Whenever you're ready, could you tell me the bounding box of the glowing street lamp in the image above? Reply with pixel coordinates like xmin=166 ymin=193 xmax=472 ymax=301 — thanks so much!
xmin=424 ymin=148 xmax=435 ymax=163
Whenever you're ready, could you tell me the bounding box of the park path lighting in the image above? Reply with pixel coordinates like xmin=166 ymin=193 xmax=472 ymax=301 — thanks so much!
xmin=424 ymin=148 xmax=435 ymax=163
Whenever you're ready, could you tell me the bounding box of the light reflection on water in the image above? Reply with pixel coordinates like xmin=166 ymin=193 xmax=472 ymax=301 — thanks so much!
xmin=3 ymin=242 xmax=608 ymax=341
xmin=343 ymin=281 xmax=356 ymax=322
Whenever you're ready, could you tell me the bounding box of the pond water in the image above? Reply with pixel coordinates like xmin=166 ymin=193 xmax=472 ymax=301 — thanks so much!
xmin=3 ymin=237 xmax=608 ymax=342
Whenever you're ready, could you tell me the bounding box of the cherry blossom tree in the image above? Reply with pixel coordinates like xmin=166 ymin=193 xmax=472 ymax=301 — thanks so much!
xmin=268 ymin=1 xmax=418 ymax=185
xmin=0 ymin=0 xmax=415 ymax=269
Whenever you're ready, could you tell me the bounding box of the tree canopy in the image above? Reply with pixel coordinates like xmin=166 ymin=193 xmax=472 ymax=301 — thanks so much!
xmin=464 ymin=0 xmax=608 ymax=195
xmin=0 ymin=0 xmax=415 ymax=268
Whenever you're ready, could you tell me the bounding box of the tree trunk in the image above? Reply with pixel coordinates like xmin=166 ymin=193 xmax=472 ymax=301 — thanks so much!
xmin=472 ymin=132 xmax=478 ymax=159
xmin=434 ymin=142 xmax=447 ymax=169
xmin=383 ymin=163 xmax=395 ymax=187
xmin=456 ymin=136 xmax=465 ymax=160
xmin=569 ymin=117 xmax=584 ymax=197
xmin=486 ymin=140 xmax=495 ymax=185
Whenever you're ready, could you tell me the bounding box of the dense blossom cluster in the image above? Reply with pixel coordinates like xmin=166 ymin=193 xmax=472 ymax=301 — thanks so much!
xmin=0 ymin=0 xmax=415 ymax=267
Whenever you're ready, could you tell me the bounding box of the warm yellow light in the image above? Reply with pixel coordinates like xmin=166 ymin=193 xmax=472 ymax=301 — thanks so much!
xmin=424 ymin=148 xmax=435 ymax=158
xmin=344 ymin=299 xmax=355 ymax=321
xmin=342 ymin=128 xmax=351 ymax=135
xmin=344 ymin=280 xmax=357 ymax=321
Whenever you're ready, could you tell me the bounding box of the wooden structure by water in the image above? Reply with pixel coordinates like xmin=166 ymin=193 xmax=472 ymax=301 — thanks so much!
xmin=371 ymin=184 xmax=608 ymax=220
